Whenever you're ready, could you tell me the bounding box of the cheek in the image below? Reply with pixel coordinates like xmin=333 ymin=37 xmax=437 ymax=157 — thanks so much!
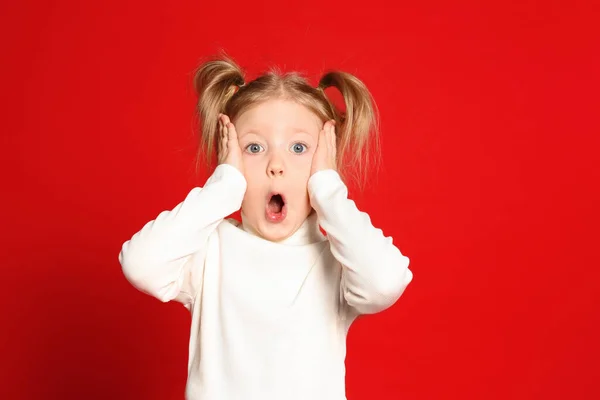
xmin=288 ymin=154 xmax=313 ymax=178
xmin=241 ymin=186 xmax=265 ymax=219
xmin=243 ymin=182 xmax=262 ymax=205
xmin=241 ymin=156 xmax=263 ymax=185
xmin=287 ymin=156 xmax=312 ymax=205
xmin=240 ymin=158 xmax=264 ymax=208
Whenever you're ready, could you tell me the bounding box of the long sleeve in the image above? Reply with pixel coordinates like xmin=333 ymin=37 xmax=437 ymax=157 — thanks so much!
xmin=308 ymin=169 xmax=413 ymax=315
xmin=119 ymin=163 xmax=246 ymax=305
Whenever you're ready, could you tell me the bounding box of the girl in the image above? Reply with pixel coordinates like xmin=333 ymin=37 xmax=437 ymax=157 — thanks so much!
xmin=119 ymin=54 xmax=413 ymax=400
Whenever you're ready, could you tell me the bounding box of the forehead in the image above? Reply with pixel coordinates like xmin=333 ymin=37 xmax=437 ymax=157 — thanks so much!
xmin=235 ymin=99 xmax=322 ymax=137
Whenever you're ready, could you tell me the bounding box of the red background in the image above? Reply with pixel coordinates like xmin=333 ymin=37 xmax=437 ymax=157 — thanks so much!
xmin=2 ymin=0 xmax=599 ymax=399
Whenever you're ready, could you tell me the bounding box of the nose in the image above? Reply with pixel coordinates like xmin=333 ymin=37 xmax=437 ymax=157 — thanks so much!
xmin=267 ymin=154 xmax=284 ymax=178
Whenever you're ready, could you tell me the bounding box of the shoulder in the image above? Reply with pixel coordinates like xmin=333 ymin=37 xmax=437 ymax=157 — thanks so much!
xmin=222 ymin=217 xmax=241 ymax=229
xmin=215 ymin=217 xmax=251 ymax=243
xmin=212 ymin=218 xmax=239 ymax=241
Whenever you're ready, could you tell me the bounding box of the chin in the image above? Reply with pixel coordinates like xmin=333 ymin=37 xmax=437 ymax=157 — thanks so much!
xmin=256 ymin=218 xmax=297 ymax=242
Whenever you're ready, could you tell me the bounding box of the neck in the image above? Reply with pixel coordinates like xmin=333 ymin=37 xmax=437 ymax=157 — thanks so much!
xmin=240 ymin=210 xmax=325 ymax=246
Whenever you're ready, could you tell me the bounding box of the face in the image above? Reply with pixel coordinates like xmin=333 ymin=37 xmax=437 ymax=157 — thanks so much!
xmin=233 ymin=98 xmax=322 ymax=242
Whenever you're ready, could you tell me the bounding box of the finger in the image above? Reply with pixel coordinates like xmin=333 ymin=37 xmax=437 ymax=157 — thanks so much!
xmin=324 ymin=119 xmax=333 ymax=139
xmin=329 ymin=122 xmax=336 ymax=151
xmin=227 ymin=121 xmax=239 ymax=144
xmin=219 ymin=114 xmax=227 ymax=136
xmin=325 ymin=123 xmax=333 ymax=153
xmin=218 ymin=114 xmax=225 ymax=132
xmin=223 ymin=118 xmax=229 ymax=141
xmin=218 ymin=118 xmax=228 ymax=161
xmin=220 ymin=120 xmax=227 ymax=146
xmin=327 ymin=123 xmax=337 ymax=164
xmin=217 ymin=118 xmax=223 ymax=145
xmin=219 ymin=138 xmax=227 ymax=163
xmin=218 ymin=115 xmax=224 ymax=135
xmin=221 ymin=115 xmax=232 ymax=141
xmin=318 ymin=127 xmax=326 ymax=150
xmin=312 ymin=129 xmax=324 ymax=163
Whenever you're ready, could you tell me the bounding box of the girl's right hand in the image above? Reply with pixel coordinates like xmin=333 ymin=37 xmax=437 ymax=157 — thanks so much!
xmin=217 ymin=114 xmax=244 ymax=175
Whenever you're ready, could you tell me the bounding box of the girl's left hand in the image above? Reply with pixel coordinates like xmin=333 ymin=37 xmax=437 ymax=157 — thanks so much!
xmin=310 ymin=119 xmax=337 ymax=176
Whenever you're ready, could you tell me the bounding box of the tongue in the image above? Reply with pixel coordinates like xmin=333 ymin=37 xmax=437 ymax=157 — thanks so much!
xmin=268 ymin=196 xmax=283 ymax=213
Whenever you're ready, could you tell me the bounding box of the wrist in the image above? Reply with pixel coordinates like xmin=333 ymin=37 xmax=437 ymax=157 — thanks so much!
xmin=220 ymin=161 xmax=244 ymax=175
xmin=308 ymin=169 xmax=343 ymax=195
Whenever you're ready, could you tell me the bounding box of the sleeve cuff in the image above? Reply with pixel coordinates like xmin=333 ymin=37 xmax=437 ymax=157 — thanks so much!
xmin=307 ymin=169 xmax=344 ymax=197
xmin=208 ymin=163 xmax=247 ymax=191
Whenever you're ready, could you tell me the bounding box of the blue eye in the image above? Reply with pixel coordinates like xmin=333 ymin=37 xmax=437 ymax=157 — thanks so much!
xmin=291 ymin=143 xmax=307 ymax=154
xmin=245 ymin=143 xmax=264 ymax=154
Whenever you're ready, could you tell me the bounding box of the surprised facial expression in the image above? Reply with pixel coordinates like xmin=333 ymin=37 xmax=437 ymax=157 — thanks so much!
xmin=233 ymin=99 xmax=322 ymax=242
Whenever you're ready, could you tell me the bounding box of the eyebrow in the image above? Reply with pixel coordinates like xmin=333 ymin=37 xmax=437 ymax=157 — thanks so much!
xmin=239 ymin=128 xmax=316 ymax=139
xmin=237 ymin=131 xmax=263 ymax=140
xmin=293 ymin=131 xmax=315 ymax=141
xmin=291 ymin=130 xmax=315 ymax=138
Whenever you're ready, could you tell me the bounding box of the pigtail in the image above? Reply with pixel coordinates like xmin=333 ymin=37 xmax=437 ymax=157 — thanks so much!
xmin=193 ymin=54 xmax=246 ymax=168
xmin=318 ymin=71 xmax=381 ymax=188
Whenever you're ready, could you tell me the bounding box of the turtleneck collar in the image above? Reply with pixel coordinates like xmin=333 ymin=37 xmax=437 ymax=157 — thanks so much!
xmin=239 ymin=210 xmax=326 ymax=246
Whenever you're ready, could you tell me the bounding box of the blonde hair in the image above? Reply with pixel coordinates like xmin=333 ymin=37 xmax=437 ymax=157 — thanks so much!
xmin=192 ymin=52 xmax=381 ymax=189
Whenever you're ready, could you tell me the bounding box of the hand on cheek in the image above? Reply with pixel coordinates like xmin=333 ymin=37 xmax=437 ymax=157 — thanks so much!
xmin=310 ymin=120 xmax=337 ymax=177
xmin=217 ymin=113 xmax=245 ymax=175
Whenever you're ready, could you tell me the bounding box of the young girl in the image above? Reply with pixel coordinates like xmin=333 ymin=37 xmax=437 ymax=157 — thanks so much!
xmin=119 ymin=54 xmax=413 ymax=400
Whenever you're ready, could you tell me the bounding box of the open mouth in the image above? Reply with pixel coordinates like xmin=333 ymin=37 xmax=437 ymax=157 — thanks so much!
xmin=266 ymin=193 xmax=287 ymax=222
xmin=268 ymin=194 xmax=284 ymax=213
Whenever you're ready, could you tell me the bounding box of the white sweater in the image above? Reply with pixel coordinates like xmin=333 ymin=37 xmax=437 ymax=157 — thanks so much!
xmin=119 ymin=164 xmax=413 ymax=400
